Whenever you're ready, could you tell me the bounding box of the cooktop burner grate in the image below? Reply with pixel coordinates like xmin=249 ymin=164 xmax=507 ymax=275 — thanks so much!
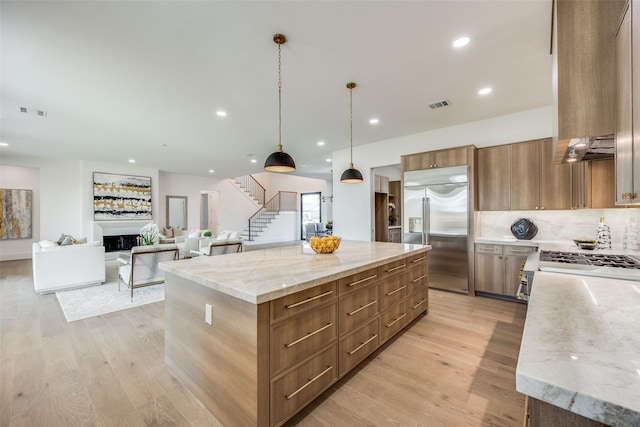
xmin=539 ymin=251 xmax=640 ymax=269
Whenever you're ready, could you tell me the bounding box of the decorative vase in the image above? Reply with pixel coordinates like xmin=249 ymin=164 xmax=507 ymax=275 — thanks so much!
xmin=596 ymin=217 xmax=611 ymax=250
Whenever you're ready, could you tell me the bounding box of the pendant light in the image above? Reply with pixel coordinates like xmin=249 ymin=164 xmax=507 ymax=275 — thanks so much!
xmin=340 ymin=82 xmax=364 ymax=183
xmin=264 ymin=33 xmax=296 ymax=173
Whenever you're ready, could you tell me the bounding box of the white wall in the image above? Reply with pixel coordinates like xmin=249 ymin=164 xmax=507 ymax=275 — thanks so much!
xmin=0 ymin=165 xmax=40 ymax=260
xmin=332 ymin=106 xmax=553 ymax=241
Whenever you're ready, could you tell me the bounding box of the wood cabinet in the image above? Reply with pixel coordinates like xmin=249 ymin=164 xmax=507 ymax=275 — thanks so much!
xmin=475 ymin=243 xmax=536 ymax=299
xmin=388 ymin=227 xmax=401 ymax=243
xmin=552 ymin=0 xmax=623 ymax=162
xmin=479 ymin=139 xmax=572 ymax=211
xmin=615 ymin=0 xmax=640 ymax=205
xmin=374 ymin=174 xmax=389 ymax=193
xmin=388 ymin=180 xmax=401 ymax=227
xmin=401 ymin=146 xmax=473 ymax=171
xmin=526 ymin=396 xmax=607 ymax=427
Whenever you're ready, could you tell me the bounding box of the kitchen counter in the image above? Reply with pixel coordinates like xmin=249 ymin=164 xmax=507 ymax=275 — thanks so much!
xmin=516 ymin=271 xmax=640 ymax=426
xmin=160 ymin=240 xmax=428 ymax=304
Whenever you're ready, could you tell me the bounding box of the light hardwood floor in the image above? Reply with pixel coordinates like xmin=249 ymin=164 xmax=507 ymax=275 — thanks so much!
xmin=1 ymin=259 xmax=527 ymax=426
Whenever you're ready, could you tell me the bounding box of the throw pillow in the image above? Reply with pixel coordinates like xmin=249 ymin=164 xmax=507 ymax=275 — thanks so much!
xmin=229 ymin=231 xmax=239 ymax=240
xmin=56 ymin=233 xmax=66 ymax=245
xmin=73 ymin=236 xmax=88 ymax=244
xmin=173 ymin=228 xmax=183 ymax=237
xmin=188 ymin=229 xmax=201 ymax=238
xmin=60 ymin=235 xmax=74 ymax=246
xmin=216 ymin=231 xmax=230 ymax=241
xmin=164 ymin=227 xmax=174 ymax=238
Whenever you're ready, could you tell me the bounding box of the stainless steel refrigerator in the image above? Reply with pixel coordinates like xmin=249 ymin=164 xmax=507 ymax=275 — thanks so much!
xmin=404 ymin=165 xmax=469 ymax=293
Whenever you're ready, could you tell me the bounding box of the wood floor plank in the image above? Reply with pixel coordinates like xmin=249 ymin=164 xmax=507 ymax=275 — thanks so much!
xmin=1 ymin=259 xmax=529 ymax=427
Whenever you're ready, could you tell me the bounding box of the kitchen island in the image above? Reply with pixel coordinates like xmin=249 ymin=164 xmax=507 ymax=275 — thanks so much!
xmin=516 ymin=271 xmax=640 ymax=426
xmin=160 ymin=240 xmax=430 ymax=427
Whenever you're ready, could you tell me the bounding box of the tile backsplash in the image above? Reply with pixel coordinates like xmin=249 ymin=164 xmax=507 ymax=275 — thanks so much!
xmin=476 ymin=209 xmax=640 ymax=251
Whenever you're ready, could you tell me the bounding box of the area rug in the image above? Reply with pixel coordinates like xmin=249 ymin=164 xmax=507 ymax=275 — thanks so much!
xmin=55 ymin=260 xmax=164 ymax=322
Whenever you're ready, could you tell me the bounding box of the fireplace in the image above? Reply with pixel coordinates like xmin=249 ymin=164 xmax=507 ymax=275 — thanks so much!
xmin=103 ymin=234 xmax=139 ymax=252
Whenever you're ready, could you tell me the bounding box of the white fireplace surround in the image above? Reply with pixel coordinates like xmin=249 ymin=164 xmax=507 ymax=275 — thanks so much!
xmin=92 ymin=220 xmax=152 ymax=244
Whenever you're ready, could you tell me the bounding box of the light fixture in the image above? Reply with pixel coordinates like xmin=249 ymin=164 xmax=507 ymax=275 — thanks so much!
xmin=264 ymin=33 xmax=296 ymax=173
xmin=216 ymin=111 xmax=227 ymax=117
xmin=478 ymin=87 xmax=492 ymax=95
xmin=340 ymin=82 xmax=364 ymax=183
xmin=369 ymin=118 xmax=379 ymax=124
xmin=453 ymin=37 xmax=470 ymax=48
xmin=317 ymin=141 xmax=325 ymax=146
xmin=128 ymin=159 xmax=136 ymax=163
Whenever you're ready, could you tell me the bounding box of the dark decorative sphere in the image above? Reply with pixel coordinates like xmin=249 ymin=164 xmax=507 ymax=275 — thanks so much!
xmin=510 ymin=218 xmax=538 ymax=240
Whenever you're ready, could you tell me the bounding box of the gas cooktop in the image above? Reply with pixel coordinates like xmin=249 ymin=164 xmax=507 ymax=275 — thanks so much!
xmin=538 ymin=250 xmax=640 ymax=281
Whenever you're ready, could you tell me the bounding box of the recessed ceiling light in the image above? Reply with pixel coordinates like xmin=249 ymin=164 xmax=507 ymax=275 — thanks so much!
xmin=128 ymin=159 xmax=136 ymax=163
xmin=216 ymin=111 xmax=227 ymax=117
xmin=0 ymin=142 xmax=8 ymax=147
xmin=478 ymin=87 xmax=492 ymax=95
xmin=369 ymin=118 xmax=379 ymax=124
xmin=453 ymin=37 xmax=470 ymax=48
xmin=208 ymin=169 xmax=215 ymax=173
xmin=326 ymin=158 xmax=332 ymax=162
xmin=317 ymin=141 xmax=325 ymax=146
xmin=251 ymin=159 xmax=257 ymax=163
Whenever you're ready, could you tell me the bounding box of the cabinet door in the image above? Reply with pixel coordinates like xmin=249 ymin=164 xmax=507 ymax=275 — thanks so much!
xmin=478 ymin=145 xmax=511 ymax=211
xmin=511 ymin=140 xmax=541 ymax=210
xmin=504 ymin=255 xmax=529 ymax=298
xmin=539 ymin=138 xmax=572 ymax=210
xmin=590 ymin=159 xmax=616 ymax=209
xmin=616 ymin=3 xmax=636 ymax=204
xmin=434 ymin=147 xmax=468 ymax=168
xmin=474 ymin=253 xmax=504 ymax=294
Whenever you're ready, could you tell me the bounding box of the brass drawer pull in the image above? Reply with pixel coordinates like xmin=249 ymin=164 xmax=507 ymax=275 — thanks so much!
xmin=385 ymin=285 xmax=406 ymax=296
xmin=285 ymin=290 xmax=334 ymax=309
xmin=347 ymin=300 xmax=377 ymax=316
xmin=385 ymin=313 xmax=406 ymax=328
xmin=411 ymin=274 xmax=427 ymax=283
xmin=347 ymin=334 xmax=378 ymax=355
xmin=411 ymin=256 xmax=427 ymax=263
xmin=622 ymin=192 xmax=637 ymax=200
xmin=285 ymin=365 xmax=334 ymax=400
xmin=285 ymin=323 xmax=333 ymax=348
xmin=411 ymin=298 xmax=427 ymax=309
xmin=347 ymin=274 xmax=377 ymax=287
xmin=385 ymin=264 xmax=406 ymax=273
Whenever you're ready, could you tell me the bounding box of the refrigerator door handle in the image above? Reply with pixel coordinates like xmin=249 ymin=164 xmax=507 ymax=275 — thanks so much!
xmin=422 ymin=197 xmax=430 ymax=245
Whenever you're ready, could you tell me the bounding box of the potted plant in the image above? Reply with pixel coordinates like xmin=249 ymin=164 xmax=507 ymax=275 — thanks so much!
xmin=139 ymin=223 xmax=160 ymax=245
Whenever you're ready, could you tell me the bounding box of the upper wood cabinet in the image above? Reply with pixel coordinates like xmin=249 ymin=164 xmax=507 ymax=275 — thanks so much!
xmin=552 ymin=0 xmax=624 ymax=162
xmin=479 ymin=139 xmax=572 ymax=211
xmin=401 ymin=146 xmax=472 ymax=172
xmin=478 ymin=145 xmax=510 ymax=211
xmin=374 ymin=175 xmax=389 ymax=193
xmin=615 ymin=0 xmax=640 ymax=205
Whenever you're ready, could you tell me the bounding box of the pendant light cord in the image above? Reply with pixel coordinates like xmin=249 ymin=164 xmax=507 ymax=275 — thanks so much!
xmin=277 ymin=42 xmax=283 ymax=152
xmin=349 ymin=85 xmax=354 ymax=168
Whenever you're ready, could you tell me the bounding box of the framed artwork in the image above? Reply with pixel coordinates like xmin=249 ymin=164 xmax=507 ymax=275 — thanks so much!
xmin=93 ymin=172 xmax=152 ymax=220
xmin=0 ymin=189 xmax=32 ymax=239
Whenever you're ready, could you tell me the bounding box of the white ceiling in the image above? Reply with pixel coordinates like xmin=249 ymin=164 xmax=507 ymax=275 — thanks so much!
xmin=1 ymin=0 xmax=553 ymax=180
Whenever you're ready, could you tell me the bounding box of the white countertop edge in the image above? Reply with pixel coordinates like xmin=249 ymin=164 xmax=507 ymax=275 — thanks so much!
xmin=475 ymin=237 xmax=540 ymax=246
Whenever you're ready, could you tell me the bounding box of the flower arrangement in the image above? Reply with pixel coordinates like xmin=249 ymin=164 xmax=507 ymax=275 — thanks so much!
xmin=388 ymin=202 xmax=397 ymax=225
xmin=139 ymin=223 xmax=161 ymax=245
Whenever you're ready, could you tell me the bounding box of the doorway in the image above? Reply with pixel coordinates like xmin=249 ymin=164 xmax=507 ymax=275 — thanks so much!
xmin=301 ymin=192 xmax=321 ymax=240
xmin=200 ymin=190 xmax=219 ymax=234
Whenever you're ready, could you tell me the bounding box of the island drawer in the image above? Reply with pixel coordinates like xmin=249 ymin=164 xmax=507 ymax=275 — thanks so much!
xmin=339 ymin=317 xmax=379 ymax=378
xmin=337 ymin=267 xmax=378 ymax=295
xmin=271 ymin=281 xmax=337 ymax=323
xmin=380 ymin=301 xmax=407 ymax=344
xmin=379 ymin=273 xmax=407 ymax=311
xmin=503 ymin=245 xmax=536 ymax=257
xmin=475 ymin=243 xmax=502 ymax=254
xmin=407 ymin=252 xmax=428 ymax=267
xmin=407 ymin=288 xmax=428 ymax=323
xmin=339 ymin=283 xmax=379 ymax=335
xmin=271 ymin=302 xmax=338 ymax=375
xmin=271 ymin=343 xmax=338 ymax=427
xmin=407 ymin=262 xmax=428 ymax=295
xmin=377 ymin=259 xmax=408 ymax=280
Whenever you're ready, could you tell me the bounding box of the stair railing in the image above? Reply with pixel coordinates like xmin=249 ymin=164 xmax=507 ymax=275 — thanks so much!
xmin=235 ymin=175 xmax=266 ymax=206
xmin=247 ymin=191 xmax=297 ymax=240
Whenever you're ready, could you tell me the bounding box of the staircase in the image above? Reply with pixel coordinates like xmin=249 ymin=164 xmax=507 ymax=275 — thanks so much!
xmin=233 ymin=175 xmax=297 ymax=242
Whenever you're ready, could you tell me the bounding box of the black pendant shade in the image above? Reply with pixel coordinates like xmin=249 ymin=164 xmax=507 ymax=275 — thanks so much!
xmin=264 ymin=146 xmax=296 ymax=172
xmin=340 ymin=165 xmax=364 ymax=183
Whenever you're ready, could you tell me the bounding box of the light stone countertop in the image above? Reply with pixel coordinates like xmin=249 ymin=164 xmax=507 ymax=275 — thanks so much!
xmin=159 ymin=240 xmax=430 ymax=304
xmin=516 ymin=271 xmax=640 ymax=426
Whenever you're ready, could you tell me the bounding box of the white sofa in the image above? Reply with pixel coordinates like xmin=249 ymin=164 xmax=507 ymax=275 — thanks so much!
xmin=32 ymin=242 xmax=106 ymax=293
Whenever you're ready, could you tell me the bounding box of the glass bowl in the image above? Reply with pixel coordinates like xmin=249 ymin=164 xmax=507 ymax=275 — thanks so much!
xmin=309 ymin=236 xmax=341 ymax=254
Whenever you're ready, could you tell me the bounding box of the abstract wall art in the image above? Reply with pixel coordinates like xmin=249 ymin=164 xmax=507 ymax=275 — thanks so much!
xmin=0 ymin=189 xmax=33 ymax=239
xmin=93 ymin=173 xmax=152 ymax=220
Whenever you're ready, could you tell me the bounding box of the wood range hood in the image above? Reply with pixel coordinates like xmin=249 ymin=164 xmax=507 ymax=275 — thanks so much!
xmin=551 ymin=0 xmax=625 ymax=164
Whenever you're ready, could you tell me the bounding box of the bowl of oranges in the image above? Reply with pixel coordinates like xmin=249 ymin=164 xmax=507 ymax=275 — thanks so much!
xmin=308 ymin=235 xmax=341 ymax=254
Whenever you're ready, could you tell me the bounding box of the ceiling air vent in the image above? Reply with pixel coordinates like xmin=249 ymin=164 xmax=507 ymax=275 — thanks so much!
xmin=428 ymin=99 xmax=450 ymax=109
xmin=19 ymin=107 xmax=48 ymax=117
